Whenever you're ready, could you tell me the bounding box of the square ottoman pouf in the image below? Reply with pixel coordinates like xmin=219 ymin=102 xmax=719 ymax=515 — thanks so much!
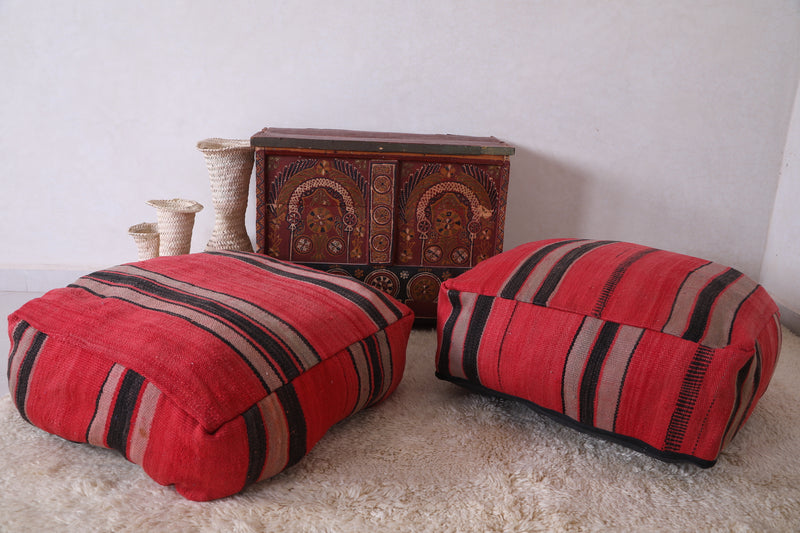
xmin=8 ymin=251 xmax=414 ymax=500
xmin=436 ymin=239 xmax=781 ymax=466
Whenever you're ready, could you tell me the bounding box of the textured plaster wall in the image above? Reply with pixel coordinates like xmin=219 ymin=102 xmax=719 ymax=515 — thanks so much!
xmin=1 ymin=1 xmax=798 ymax=307
xmin=762 ymin=79 xmax=800 ymax=321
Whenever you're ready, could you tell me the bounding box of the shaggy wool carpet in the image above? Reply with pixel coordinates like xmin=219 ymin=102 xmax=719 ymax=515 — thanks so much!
xmin=1 ymin=328 xmax=799 ymax=532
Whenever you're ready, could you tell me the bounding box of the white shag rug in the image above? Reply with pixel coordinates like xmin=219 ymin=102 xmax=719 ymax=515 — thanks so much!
xmin=1 ymin=327 xmax=799 ymax=532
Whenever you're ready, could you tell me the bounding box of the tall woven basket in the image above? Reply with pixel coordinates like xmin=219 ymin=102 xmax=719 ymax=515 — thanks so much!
xmin=197 ymin=138 xmax=255 ymax=252
xmin=127 ymin=222 xmax=160 ymax=261
xmin=147 ymin=199 xmax=203 ymax=256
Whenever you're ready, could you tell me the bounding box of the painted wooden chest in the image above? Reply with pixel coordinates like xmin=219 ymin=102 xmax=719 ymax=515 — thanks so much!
xmin=251 ymin=127 xmax=514 ymax=323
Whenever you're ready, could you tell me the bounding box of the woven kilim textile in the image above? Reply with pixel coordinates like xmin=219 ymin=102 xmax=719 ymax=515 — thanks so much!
xmin=436 ymin=239 xmax=781 ymax=466
xmin=7 ymin=251 xmax=414 ymax=501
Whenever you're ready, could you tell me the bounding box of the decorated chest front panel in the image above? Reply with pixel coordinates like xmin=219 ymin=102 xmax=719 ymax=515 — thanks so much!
xmin=255 ymin=149 xmax=510 ymax=323
xmin=395 ymin=161 xmax=508 ymax=270
xmin=262 ymin=155 xmax=393 ymax=265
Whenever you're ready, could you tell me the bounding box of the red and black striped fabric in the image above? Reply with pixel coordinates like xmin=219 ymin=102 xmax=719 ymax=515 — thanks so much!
xmin=436 ymin=239 xmax=781 ymax=466
xmin=7 ymin=251 xmax=414 ymax=501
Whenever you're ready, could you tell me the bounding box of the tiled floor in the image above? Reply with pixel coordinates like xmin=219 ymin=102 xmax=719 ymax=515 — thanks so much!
xmin=1 ymin=292 xmax=45 ymax=398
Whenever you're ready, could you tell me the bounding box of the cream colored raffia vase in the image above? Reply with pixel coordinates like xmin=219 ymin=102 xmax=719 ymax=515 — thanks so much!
xmin=147 ymin=199 xmax=203 ymax=256
xmin=127 ymin=222 xmax=160 ymax=260
xmin=197 ymin=138 xmax=254 ymax=252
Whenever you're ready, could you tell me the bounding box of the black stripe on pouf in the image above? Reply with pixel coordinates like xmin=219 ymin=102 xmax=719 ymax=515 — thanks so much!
xmin=243 ymin=405 xmax=267 ymax=486
xmin=578 ymin=322 xmax=620 ymax=424
xmin=276 ymin=384 xmax=307 ymax=468
xmin=533 ymin=240 xmax=615 ymax=306
xmin=106 ymin=370 xmax=145 ymax=456
xmin=214 ymin=252 xmax=400 ymax=328
xmin=7 ymin=320 xmax=29 ymax=381
xmin=14 ymin=330 xmax=47 ymax=423
xmin=499 ymin=239 xmax=584 ymax=300
xmin=663 ymin=346 xmax=715 ymax=452
xmin=362 ymin=335 xmax=384 ymax=407
xmin=462 ymin=295 xmax=495 ymax=383
xmin=682 ymin=268 xmax=743 ymax=343
xmin=437 ymin=290 xmax=463 ymax=377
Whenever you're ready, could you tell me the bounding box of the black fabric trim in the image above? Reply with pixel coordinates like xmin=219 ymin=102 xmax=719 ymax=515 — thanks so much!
xmin=499 ymin=239 xmax=584 ymax=300
xmin=682 ymin=268 xmax=743 ymax=343
xmin=436 ymin=372 xmax=716 ymax=469
xmin=363 ymin=335 xmax=384 ymax=407
xmin=661 ymin=261 xmax=711 ymax=333
xmin=462 ymin=295 xmax=495 ymax=383
xmin=243 ymin=405 xmax=267 ymax=486
xmin=437 ymin=290 xmax=462 ymax=377
xmin=532 ymin=240 xmax=616 ymax=306
xmin=346 ymin=347 xmax=365 ymax=415
xmin=7 ymin=320 xmax=29 ymax=382
xmin=14 ymin=329 xmax=46 ymax=424
xmin=106 ymin=370 xmax=145 ymax=456
xmin=276 ymin=384 xmax=307 ymax=468
xmin=578 ymin=321 xmax=620 ymax=424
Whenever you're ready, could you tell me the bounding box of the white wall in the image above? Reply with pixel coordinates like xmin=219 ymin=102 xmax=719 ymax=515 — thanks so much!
xmin=1 ymin=1 xmax=798 ymax=303
xmin=762 ymin=79 xmax=800 ymax=329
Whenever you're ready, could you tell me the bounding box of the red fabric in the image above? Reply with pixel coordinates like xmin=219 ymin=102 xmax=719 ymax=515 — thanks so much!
xmin=8 ymin=251 xmax=414 ymax=501
xmin=436 ymin=239 xmax=781 ymax=466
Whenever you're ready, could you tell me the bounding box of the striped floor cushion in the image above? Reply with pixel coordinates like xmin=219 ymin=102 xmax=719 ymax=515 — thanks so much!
xmin=8 ymin=251 xmax=414 ymax=501
xmin=436 ymin=239 xmax=781 ymax=466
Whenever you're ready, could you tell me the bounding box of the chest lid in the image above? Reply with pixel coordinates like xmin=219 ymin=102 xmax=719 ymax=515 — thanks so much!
xmin=251 ymin=127 xmax=515 ymax=156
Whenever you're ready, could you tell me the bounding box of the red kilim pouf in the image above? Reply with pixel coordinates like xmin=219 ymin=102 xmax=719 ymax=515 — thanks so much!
xmin=436 ymin=239 xmax=781 ymax=466
xmin=8 ymin=251 xmax=414 ymax=500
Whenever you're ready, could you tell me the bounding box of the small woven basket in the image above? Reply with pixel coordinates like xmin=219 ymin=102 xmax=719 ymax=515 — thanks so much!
xmin=128 ymin=222 xmax=160 ymax=261
xmin=197 ymin=138 xmax=254 ymax=252
xmin=147 ymin=199 xmax=203 ymax=256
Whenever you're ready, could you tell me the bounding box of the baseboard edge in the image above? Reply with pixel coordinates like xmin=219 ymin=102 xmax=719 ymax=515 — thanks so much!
xmin=778 ymin=302 xmax=800 ymax=337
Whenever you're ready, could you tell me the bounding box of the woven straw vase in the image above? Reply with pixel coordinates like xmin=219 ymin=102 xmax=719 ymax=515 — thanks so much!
xmin=197 ymin=138 xmax=255 ymax=252
xmin=127 ymin=222 xmax=160 ymax=261
xmin=147 ymin=199 xmax=203 ymax=256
